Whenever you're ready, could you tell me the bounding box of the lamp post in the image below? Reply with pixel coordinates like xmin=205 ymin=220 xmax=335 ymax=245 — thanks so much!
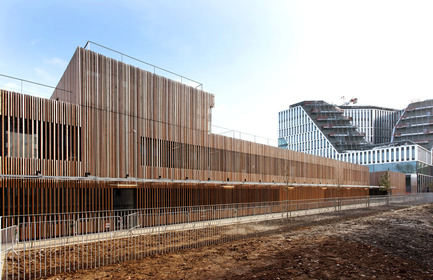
xmin=336 ymin=177 xmax=341 ymax=212
xmin=365 ymin=188 xmax=370 ymax=208
xmin=284 ymin=167 xmax=295 ymax=221
xmin=321 ymin=187 xmax=328 ymax=208
xmin=286 ymin=186 xmax=295 ymax=221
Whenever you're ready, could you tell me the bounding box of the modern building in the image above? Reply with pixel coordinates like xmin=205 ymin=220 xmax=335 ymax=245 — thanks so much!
xmin=340 ymin=105 xmax=399 ymax=145
xmin=279 ymin=100 xmax=433 ymax=193
xmin=278 ymin=101 xmax=367 ymax=157
xmin=392 ymin=99 xmax=433 ymax=150
xmin=0 ymin=45 xmax=371 ymax=217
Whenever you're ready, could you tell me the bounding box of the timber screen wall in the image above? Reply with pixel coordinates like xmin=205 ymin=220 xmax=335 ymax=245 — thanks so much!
xmin=0 ymin=47 xmax=370 ymax=216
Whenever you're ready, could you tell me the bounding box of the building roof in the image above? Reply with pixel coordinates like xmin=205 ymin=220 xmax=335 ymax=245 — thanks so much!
xmin=339 ymin=105 xmax=399 ymax=112
xmin=294 ymin=101 xmax=368 ymax=153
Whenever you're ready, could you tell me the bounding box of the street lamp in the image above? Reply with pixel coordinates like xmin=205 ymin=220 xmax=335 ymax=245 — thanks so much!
xmin=336 ymin=177 xmax=342 ymax=211
xmin=286 ymin=186 xmax=295 ymax=220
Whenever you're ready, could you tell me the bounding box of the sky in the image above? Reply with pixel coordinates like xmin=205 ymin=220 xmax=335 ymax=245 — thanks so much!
xmin=1 ymin=0 xmax=433 ymax=144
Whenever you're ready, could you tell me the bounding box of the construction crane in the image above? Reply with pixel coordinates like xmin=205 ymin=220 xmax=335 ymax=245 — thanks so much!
xmin=340 ymin=96 xmax=358 ymax=106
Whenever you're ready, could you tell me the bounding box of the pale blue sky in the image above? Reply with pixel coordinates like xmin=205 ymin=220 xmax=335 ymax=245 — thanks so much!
xmin=1 ymin=1 xmax=433 ymax=143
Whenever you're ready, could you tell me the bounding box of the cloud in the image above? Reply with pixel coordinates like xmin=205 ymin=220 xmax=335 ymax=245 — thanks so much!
xmin=0 ymin=82 xmax=20 ymax=92
xmin=0 ymin=78 xmax=51 ymax=97
xmin=44 ymin=57 xmax=67 ymax=68
xmin=34 ymin=67 xmax=55 ymax=81
xmin=30 ymin=38 xmax=41 ymax=46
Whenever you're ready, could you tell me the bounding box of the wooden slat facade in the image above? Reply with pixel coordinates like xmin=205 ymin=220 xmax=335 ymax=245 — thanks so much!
xmin=370 ymin=170 xmax=407 ymax=195
xmin=0 ymin=47 xmax=371 ymax=216
xmin=0 ymin=179 xmax=369 ymax=217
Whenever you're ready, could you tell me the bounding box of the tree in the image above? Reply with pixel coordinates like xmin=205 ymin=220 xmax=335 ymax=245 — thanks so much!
xmin=377 ymin=171 xmax=392 ymax=195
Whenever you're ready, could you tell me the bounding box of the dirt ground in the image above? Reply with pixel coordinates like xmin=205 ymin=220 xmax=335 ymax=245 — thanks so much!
xmin=44 ymin=203 xmax=433 ymax=280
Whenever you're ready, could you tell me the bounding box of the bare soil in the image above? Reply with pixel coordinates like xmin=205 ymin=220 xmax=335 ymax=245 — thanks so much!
xmin=44 ymin=204 xmax=433 ymax=280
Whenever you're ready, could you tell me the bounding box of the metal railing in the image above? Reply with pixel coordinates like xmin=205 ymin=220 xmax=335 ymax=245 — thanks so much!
xmin=83 ymin=41 xmax=203 ymax=90
xmin=0 ymin=225 xmax=18 ymax=253
xmin=0 ymin=73 xmax=72 ymax=98
xmin=211 ymin=124 xmax=278 ymax=146
xmin=1 ymin=193 xmax=432 ymax=279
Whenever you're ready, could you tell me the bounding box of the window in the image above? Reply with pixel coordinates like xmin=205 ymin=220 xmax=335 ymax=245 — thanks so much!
xmin=3 ymin=117 xmax=38 ymax=159
xmin=412 ymin=146 xmax=415 ymax=160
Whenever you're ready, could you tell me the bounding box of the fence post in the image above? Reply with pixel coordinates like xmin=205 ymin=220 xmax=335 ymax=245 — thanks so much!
xmin=0 ymin=216 xmax=2 ymax=272
xmin=0 ymin=216 xmax=3 ymax=280
xmin=289 ymin=199 xmax=292 ymax=220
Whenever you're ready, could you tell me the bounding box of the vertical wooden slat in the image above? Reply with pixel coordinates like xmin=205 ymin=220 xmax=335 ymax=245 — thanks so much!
xmin=0 ymin=47 xmax=372 ymax=216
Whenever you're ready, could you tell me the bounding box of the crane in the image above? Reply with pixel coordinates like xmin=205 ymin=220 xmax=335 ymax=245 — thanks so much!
xmin=340 ymin=96 xmax=358 ymax=106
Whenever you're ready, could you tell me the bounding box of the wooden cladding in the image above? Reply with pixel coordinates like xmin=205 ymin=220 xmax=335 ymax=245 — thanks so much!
xmin=0 ymin=178 xmax=369 ymax=217
xmin=142 ymin=136 xmax=336 ymax=180
xmin=0 ymin=47 xmax=373 ymax=217
xmin=1 ymin=116 xmax=81 ymax=161
xmin=47 ymin=47 xmax=369 ymax=186
xmin=0 ymin=90 xmax=81 ymax=176
xmin=1 ymin=85 xmax=369 ymax=184
xmin=370 ymin=171 xmax=406 ymax=195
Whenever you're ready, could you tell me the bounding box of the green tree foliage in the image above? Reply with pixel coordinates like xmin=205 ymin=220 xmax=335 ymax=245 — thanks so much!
xmin=377 ymin=171 xmax=391 ymax=195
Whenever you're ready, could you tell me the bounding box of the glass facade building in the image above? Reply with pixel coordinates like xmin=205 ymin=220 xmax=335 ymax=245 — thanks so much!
xmin=279 ymin=100 xmax=433 ymax=192
xmin=393 ymin=99 xmax=433 ymax=151
xmin=340 ymin=106 xmax=399 ymax=144
xmin=278 ymin=104 xmax=337 ymax=158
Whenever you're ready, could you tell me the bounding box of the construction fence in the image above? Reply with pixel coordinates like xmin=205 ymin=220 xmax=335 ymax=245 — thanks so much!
xmin=1 ymin=193 xmax=433 ymax=279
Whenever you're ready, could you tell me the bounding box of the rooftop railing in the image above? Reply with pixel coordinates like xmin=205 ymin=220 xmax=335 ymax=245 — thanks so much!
xmin=211 ymin=124 xmax=278 ymax=147
xmin=0 ymin=73 xmax=71 ymax=98
xmin=84 ymin=41 xmax=203 ymax=90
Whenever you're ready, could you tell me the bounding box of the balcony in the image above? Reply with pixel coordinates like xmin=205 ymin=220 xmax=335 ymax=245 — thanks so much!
xmin=401 ymin=113 xmax=433 ymax=120
xmin=322 ymin=124 xmax=354 ymax=129
xmin=396 ymin=121 xmax=433 ymax=130
xmin=317 ymin=115 xmax=345 ymax=121
xmin=394 ymin=130 xmax=433 ymax=137
xmin=406 ymin=105 xmax=433 ymax=112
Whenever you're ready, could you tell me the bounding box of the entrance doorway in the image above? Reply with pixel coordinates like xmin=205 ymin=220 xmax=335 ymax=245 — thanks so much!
xmin=113 ymin=188 xmax=137 ymax=210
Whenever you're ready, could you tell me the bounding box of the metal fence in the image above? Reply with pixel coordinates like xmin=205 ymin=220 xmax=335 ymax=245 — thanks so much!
xmin=1 ymin=193 xmax=432 ymax=279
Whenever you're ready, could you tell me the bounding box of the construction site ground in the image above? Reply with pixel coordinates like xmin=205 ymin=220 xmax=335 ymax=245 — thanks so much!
xmin=43 ymin=203 xmax=433 ymax=280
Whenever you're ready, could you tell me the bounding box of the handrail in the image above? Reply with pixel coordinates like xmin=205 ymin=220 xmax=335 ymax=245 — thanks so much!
xmin=0 ymin=73 xmax=72 ymax=94
xmin=3 ymin=194 xmax=429 ymax=219
xmin=83 ymin=41 xmax=203 ymax=90
xmin=211 ymin=124 xmax=278 ymax=146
